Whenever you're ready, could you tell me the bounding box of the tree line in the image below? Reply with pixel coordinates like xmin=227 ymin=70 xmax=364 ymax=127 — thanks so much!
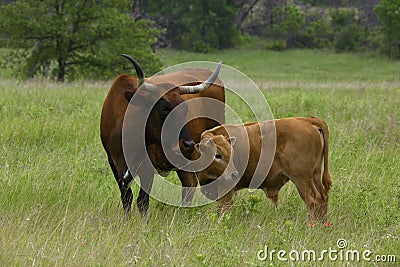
xmin=0 ymin=0 xmax=398 ymax=82
xmin=138 ymin=0 xmax=399 ymax=56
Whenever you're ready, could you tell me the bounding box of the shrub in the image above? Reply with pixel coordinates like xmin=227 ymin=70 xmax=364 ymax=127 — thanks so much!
xmin=375 ymin=0 xmax=400 ymax=58
xmin=271 ymin=4 xmax=306 ymax=49
xmin=141 ymin=0 xmax=241 ymax=52
xmin=301 ymin=18 xmax=333 ymax=49
xmin=330 ymin=8 xmax=365 ymax=52
xmin=265 ymin=40 xmax=287 ymax=51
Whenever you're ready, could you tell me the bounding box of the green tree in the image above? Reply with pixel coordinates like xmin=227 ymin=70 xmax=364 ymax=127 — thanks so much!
xmin=375 ymin=0 xmax=400 ymax=58
xmin=271 ymin=4 xmax=306 ymax=48
xmin=330 ymin=8 xmax=363 ymax=52
xmin=141 ymin=0 xmax=240 ymax=52
xmin=0 ymin=0 xmax=162 ymax=81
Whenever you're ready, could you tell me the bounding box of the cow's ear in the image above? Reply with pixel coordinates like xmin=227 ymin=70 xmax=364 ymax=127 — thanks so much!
xmin=124 ymin=90 xmax=135 ymax=102
xmin=228 ymin=136 xmax=236 ymax=146
xmin=125 ymin=89 xmax=155 ymax=106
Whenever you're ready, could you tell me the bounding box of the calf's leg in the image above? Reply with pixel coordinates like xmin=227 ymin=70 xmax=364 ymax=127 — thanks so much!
xmin=217 ymin=190 xmax=236 ymax=217
xmin=291 ymin=176 xmax=327 ymax=224
xmin=262 ymin=173 xmax=290 ymax=207
xmin=313 ymin=168 xmax=329 ymax=222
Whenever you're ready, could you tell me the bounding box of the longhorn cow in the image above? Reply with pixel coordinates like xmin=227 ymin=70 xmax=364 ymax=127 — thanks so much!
xmin=100 ymin=55 xmax=225 ymax=216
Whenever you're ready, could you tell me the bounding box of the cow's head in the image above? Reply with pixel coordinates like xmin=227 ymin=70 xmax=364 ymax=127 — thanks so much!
xmin=192 ymin=133 xmax=239 ymax=200
xmin=121 ymin=54 xmax=221 ymax=159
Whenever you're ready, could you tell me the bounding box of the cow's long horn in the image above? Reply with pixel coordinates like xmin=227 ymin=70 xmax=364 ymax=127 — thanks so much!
xmin=120 ymin=54 xmax=158 ymax=91
xmin=120 ymin=54 xmax=145 ymax=88
xmin=179 ymin=61 xmax=222 ymax=94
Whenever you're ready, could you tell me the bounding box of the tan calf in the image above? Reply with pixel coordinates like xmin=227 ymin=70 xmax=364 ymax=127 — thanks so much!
xmin=192 ymin=117 xmax=332 ymax=224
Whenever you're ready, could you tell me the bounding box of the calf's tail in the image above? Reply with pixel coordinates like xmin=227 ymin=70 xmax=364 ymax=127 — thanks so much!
xmin=310 ymin=116 xmax=332 ymax=192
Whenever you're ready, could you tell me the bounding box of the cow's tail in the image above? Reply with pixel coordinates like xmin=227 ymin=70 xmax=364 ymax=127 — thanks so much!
xmin=310 ymin=116 xmax=332 ymax=192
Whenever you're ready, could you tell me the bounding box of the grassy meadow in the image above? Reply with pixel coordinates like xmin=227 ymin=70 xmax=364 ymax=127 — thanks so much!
xmin=0 ymin=49 xmax=399 ymax=266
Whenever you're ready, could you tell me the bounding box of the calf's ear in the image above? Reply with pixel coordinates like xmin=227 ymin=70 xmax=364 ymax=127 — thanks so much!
xmin=228 ymin=136 xmax=236 ymax=146
xmin=201 ymin=132 xmax=213 ymax=139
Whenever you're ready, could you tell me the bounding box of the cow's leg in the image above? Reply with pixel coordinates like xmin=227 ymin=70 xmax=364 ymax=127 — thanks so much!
xmin=136 ymin=167 xmax=154 ymax=217
xmin=108 ymin=156 xmax=133 ymax=217
xmin=217 ymin=190 xmax=235 ymax=217
xmin=177 ymin=170 xmax=197 ymax=206
xmin=119 ymin=171 xmax=134 ymax=217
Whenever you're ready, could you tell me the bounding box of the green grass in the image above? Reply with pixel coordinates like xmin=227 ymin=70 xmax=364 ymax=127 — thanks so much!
xmin=158 ymin=48 xmax=400 ymax=83
xmin=0 ymin=50 xmax=399 ymax=266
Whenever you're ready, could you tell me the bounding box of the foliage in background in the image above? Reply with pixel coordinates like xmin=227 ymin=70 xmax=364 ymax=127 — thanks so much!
xmin=0 ymin=0 xmax=398 ymax=82
xmin=375 ymin=0 xmax=400 ymax=58
xmin=330 ymin=8 xmax=365 ymax=52
xmin=139 ymin=0 xmax=241 ymax=52
xmin=270 ymin=4 xmax=306 ymax=49
xmin=238 ymin=0 xmax=389 ymax=54
xmin=0 ymin=0 xmax=162 ymax=81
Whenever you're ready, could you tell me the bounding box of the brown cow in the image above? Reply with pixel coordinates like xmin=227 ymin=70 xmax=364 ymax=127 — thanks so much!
xmin=192 ymin=117 xmax=332 ymax=225
xmin=100 ymin=55 xmax=225 ymax=216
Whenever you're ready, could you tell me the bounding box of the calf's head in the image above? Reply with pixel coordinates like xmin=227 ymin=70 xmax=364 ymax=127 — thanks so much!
xmin=192 ymin=133 xmax=239 ymax=200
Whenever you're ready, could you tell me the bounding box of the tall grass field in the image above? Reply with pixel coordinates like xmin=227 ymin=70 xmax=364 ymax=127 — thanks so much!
xmin=0 ymin=49 xmax=399 ymax=266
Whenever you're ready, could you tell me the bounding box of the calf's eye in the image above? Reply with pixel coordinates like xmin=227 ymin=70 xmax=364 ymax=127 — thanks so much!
xmin=215 ymin=153 xmax=222 ymax=160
